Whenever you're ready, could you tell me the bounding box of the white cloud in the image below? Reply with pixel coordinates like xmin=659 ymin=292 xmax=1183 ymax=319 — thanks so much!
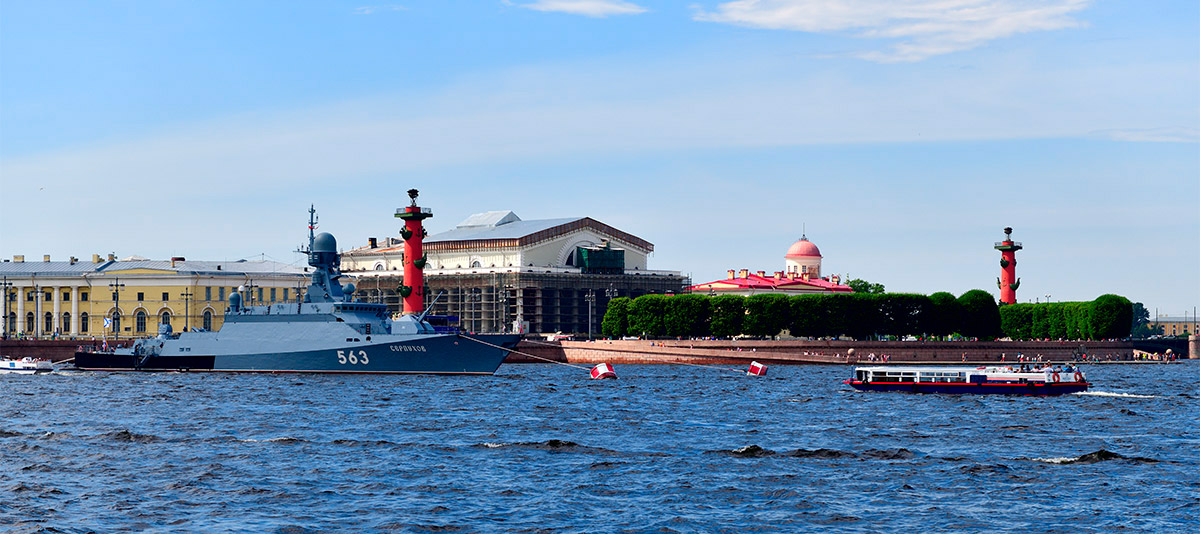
xmin=520 ymin=0 xmax=647 ymax=18
xmin=694 ymin=0 xmax=1092 ymax=62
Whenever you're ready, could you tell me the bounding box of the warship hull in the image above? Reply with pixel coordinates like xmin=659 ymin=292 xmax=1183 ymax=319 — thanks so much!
xmin=73 ymin=334 xmax=520 ymax=374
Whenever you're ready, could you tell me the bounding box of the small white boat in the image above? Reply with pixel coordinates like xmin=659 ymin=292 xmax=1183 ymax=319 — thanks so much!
xmin=0 ymin=357 xmax=54 ymax=374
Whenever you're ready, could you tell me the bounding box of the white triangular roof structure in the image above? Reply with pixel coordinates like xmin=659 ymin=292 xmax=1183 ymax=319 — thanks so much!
xmin=456 ymin=211 xmax=521 ymax=228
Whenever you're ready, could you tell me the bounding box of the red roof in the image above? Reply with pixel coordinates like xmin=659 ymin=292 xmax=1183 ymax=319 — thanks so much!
xmin=688 ymin=272 xmax=851 ymax=293
xmin=785 ymin=237 xmax=821 ymax=258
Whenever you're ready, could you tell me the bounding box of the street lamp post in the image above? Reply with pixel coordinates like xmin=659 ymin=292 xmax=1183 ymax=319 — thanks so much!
xmin=1 ymin=277 xmax=12 ymax=338
xmin=109 ymin=277 xmax=125 ymax=341
xmin=585 ymin=289 xmax=596 ymax=340
xmin=497 ymin=286 xmax=509 ymax=334
xmin=181 ymin=289 xmax=193 ymax=331
xmin=244 ymin=279 xmax=258 ymax=307
xmin=1045 ymin=294 xmax=1051 ymax=303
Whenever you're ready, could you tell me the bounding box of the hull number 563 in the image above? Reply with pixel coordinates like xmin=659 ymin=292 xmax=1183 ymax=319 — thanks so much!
xmin=337 ymin=350 xmax=370 ymax=365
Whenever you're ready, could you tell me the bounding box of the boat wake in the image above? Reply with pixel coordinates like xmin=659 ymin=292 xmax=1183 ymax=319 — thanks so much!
xmin=1073 ymin=391 xmax=1156 ymax=399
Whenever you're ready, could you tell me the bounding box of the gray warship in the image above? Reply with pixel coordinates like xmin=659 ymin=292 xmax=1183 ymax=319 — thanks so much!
xmin=73 ymin=196 xmax=520 ymax=374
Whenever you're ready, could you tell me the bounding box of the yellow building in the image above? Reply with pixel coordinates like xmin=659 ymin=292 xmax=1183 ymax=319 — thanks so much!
xmin=1 ymin=254 xmax=308 ymax=339
xmin=1150 ymin=316 xmax=1198 ymax=337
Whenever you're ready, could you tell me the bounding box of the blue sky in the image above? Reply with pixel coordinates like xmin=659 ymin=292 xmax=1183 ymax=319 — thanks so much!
xmin=1 ymin=1 xmax=1197 ymax=316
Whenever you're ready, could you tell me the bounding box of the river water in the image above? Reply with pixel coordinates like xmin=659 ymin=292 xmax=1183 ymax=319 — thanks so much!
xmin=2 ymin=362 xmax=1197 ymax=533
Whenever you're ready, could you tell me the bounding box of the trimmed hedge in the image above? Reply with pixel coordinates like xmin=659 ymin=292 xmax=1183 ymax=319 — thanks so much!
xmin=999 ymin=294 xmax=1132 ymax=341
xmin=601 ymin=297 xmax=631 ymax=338
xmin=602 ymin=291 xmax=1132 ymax=341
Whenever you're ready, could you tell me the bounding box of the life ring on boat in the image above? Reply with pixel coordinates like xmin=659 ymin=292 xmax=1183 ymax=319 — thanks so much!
xmin=1051 ymin=372 xmax=1061 ymax=383
xmin=1073 ymin=372 xmax=1083 ymax=382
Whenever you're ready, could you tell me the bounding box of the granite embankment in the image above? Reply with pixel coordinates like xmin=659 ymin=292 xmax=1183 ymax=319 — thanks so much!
xmin=507 ymin=338 xmax=1185 ymax=365
xmin=0 ymin=339 xmax=132 ymax=362
xmin=2 ymin=337 xmax=1189 ymax=365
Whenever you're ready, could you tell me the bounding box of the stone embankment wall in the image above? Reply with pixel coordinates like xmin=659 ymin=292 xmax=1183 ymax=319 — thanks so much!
xmin=509 ymin=339 xmax=1148 ymax=366
xmin=0 ymin=339 xmax=131 ymax=362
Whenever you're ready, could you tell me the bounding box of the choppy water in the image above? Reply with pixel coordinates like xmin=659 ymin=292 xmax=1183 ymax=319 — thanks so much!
xmin=2 ymin=362 xmax=1197 ymax=533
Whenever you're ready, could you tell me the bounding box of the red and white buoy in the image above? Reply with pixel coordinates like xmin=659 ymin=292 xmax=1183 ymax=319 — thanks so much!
xmin=590 ymin=363 xmax=617 ymax=379
xmin=747 ymin=361 xmax=767 ymax=376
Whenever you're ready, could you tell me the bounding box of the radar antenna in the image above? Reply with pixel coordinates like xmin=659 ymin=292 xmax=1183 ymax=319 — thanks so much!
xmin=307 ymin=205 xmax=319 ymax=254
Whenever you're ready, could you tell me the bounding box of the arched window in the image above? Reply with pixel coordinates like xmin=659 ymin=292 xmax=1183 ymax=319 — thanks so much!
xmin=471 ymin=260 xmax=482 ymax=268
xmin=44 ymin=312 xmax=53 ymax=334
xmin=161 ymin=311 xmax=171 ymax=325
xmin=25 ymin=312 xmax=34 ymax=333
xmin=62 ymin=312 xmax=71 ymax=333
xmin=135 ymin=310 xmax=147 ymax=333
xmin=203 ymin=310 xmax=213 ymax=331
xmin=111 ymin=311 xmax=121 ymax=334
xmin=80 ymin=313 xmax=89 ymax=333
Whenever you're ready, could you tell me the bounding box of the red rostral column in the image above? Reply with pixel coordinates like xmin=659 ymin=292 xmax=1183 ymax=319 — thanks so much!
xmin=395 ymin=189 xmax=433 ymax=315
xmin=994 ymin=227 xmax=1023 ymax=305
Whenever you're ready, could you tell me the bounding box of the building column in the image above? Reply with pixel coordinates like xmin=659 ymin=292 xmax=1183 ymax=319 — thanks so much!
xmin=34 ymin=287 xmax=43 ymax=337
xmin=15 ymin=286 xmax=26 ymax=334
xmin=52 ymin=286 xmax=62 ymax=336
xmin=71 ymin=286 xmax=80 ymax=335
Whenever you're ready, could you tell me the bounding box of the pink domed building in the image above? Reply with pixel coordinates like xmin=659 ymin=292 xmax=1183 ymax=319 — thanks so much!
xmin=689 ymin=234 xmax=853 ymax=296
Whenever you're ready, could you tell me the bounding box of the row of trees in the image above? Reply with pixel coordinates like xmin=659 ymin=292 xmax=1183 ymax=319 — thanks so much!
xmin=601 ymin=290 xmax=1007 ymax=340
xmin=601 ymin=291 xmax=1135 ymax=341
xmin=998 ymin=295 xmax=1133 ymax=340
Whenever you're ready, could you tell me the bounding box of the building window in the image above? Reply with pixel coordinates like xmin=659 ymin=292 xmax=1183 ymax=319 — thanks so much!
xmin=161 ymin=311 xmax=171 ymax=325
xmin=26 ymin=312 xmax=34 ymax=332
xmin=257 ymin=288 xmax=263 ymax=303
xmin=80 ymin=313 xmax=89 ymax=333
xmin=137 ymin=292 xmax=145 ymax=302
xmin=136 ymin=311 xmax=147 ymax=333
xmin=162 ymin=292 xmax=169 ymax=301
xmin=205 ymin=287 xmax=212 ymax=301
xmin=203 ymin=311 xmax=213 ymax=330
xmin=44 ymin=312 xmax=52 ymax=333
xmin=271 ymin=288 xmax=276 ymax=302
xmin=81 ymin=291 xmax=88 ymax=302
xmin=62 ymin=312 xmax=70 ymax=332
xmin=111 ymin=312 xmax=121 ymax=333
xmin=219 ymin=287 xmax=225 ymax=301
xmin=283 ymin=289 xmax=289 ymax=302
xmin=44 ymin=292 xmax=51 ymax=302
xmin=63 ymin=292 xmax=71 ymax=302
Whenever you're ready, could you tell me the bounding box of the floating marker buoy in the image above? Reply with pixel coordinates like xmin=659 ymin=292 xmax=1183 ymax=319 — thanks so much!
xmin=590 ymin=363 xmax=617 ymax=379
xmin=747 ymin=361 xmax=767 ymax=376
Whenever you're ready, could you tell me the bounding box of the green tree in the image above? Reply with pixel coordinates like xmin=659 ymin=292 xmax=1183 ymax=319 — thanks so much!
xmin=1129 ymin=302 xmax=1162 ymax=338
xmin=844 ymin=293 xmax=882 ymax=339
xmin=709 ymin=295 xmax=745 ymax=338
xmin=1045 ymin=303 xmax=1068 ymax=339
xmin=1090 ymin=294 xmax=1133 ymax=339
xmin=627 ymin=294 xmax=669 ymax=337
xmin=743 ymin=294 xmax=791 ymax=337
xmin=999 ymin=303 xmax=1035 ymax=340
xmin=927 ymin=291 xmax=962 ymax=337
xmin=601 ymin=297 xmax=630 ymax=338
xmin=957 ymin=290 xmax=1001 ymax=339
xmin=787 ymin=295 xmax=822 ymax=338
xmin=846 ymin=278 xmax=885 ymax=294
xmin=665 ymin=294 xmax=712 ymax=338
xmin=877 ymin=294 xmax=933 ymax=337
